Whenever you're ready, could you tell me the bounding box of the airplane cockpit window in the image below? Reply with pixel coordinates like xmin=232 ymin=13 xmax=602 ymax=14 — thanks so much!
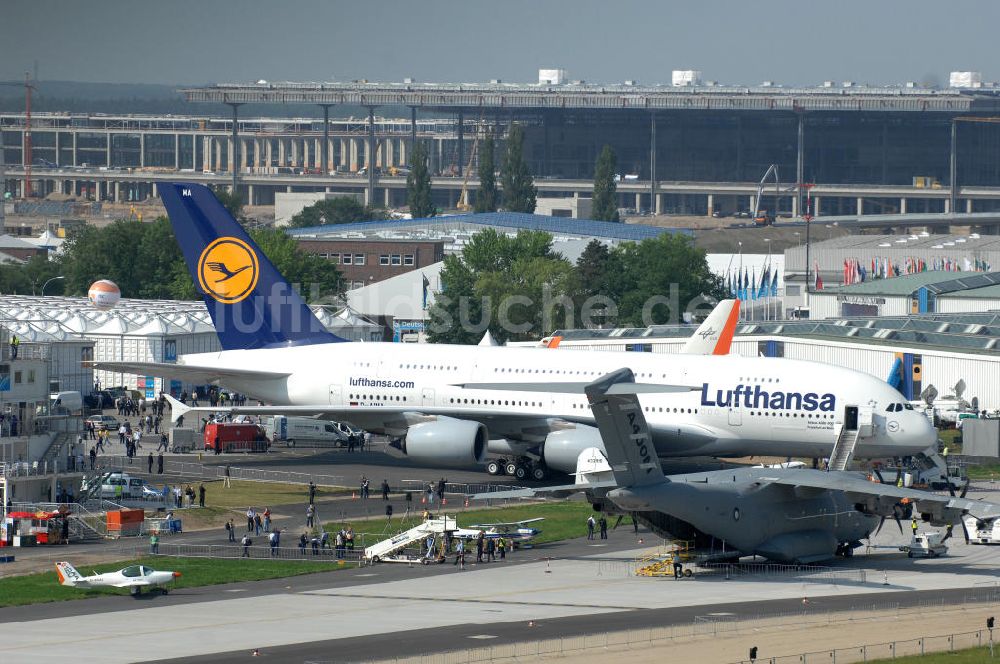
xmin=141 ymin=566 xmax=153 ymax=576
xmin=122 ymin=565 xmax=142 ymax=577
xmin=904 ymin=403 xmax=914 ymax=410
xmin=885 ymin=404 xmax=894 ymax=412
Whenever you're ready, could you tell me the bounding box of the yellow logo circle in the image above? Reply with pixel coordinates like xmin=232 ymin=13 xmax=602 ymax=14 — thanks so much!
xmin=197 ymin=237 xmax=259 ymax=304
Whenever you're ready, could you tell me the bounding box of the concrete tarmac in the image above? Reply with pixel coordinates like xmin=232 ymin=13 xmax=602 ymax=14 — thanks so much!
xmin=1 ymin=521 xmax=998 ymax=663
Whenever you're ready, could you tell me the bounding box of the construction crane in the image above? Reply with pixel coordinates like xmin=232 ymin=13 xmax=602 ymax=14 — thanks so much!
xmin=0 ymin=73 xmax=36 ymax=200
xmin=457 ymin=109 xmax=485 ymax=212
xmin=751 ymin=164 xmax=779 ymax=226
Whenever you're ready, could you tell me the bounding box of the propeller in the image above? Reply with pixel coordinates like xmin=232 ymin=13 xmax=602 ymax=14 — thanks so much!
xmin=944 ymin=480 xmax=972 ymax=543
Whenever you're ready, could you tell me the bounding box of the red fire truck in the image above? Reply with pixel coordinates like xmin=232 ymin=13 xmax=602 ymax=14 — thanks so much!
xmin=203 ymin=422 xmax=270 ymax=453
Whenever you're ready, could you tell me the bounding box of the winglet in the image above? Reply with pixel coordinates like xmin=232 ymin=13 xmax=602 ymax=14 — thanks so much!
xmin=680 ymin=299 xmax=740 ymax=355
xmin=164 ymin=394 xmax=191 ymax=424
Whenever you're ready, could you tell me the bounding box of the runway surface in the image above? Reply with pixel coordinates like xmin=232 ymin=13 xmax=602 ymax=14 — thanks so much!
xmin=2 ymin=520 xmax=999 ymax=663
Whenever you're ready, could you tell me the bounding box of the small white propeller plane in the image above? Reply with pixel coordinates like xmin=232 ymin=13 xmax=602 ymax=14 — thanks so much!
xmin=56 ymin=561 xmax=181 ymax=597
xmin=464 ymin=517 xmax=544 ymax=543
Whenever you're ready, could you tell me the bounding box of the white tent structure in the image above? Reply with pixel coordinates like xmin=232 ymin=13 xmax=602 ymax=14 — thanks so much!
xmin=0 ymin=296 xmax=381 ymax=397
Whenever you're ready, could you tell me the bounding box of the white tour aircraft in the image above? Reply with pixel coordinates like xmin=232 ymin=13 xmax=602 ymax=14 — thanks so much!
xmin=56 ymin=562 xmax=181 ymax=596
xmin=96 ymin=183 xmax=937 ymax=480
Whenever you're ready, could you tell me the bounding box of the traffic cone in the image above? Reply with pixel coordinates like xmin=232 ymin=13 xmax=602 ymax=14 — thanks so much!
xmin=545 ymin=557 xmax=551 ymax=573
xmin=352 ymin=491 xmax=357 ymax=500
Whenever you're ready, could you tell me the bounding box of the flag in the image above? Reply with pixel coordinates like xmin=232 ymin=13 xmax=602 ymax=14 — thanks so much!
xmin=758 ymin=264 xmax=770 ymax=299
xmin=770 ymin=269 xmax=779 ymax=297
xmin=422 ymin=273 xmax=431 ymax=309
xmin=814 ymin=261 xmax=823 ymax=290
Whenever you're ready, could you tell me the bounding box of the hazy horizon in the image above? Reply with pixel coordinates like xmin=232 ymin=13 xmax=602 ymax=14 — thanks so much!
xmin=3 ymin=1 xmax=998 ymax=88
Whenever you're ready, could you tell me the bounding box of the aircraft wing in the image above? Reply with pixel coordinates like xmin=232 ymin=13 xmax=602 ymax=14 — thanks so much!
xmin=474 ymin=480 xmax=617 ymax=501
xmin=112 ymin=580 xmax=154 ymax=588
xmin=761 ymin=470 xmax=1000 ymax=521
xmin=93 ymin=361 xmax=290 ymax=385
xmin=470 ymin=517 xmax=545 ymax=528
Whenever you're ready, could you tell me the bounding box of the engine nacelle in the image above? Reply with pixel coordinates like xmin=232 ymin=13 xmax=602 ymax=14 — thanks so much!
xmin=543 ymin=427 xmax=605 ymax=473
xmin=400 ymin=417 xmax=488 ymax=468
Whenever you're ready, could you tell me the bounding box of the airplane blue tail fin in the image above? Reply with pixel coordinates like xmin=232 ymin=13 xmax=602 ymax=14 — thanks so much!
xmin=160 ymin=182 xmax=344 ymax=350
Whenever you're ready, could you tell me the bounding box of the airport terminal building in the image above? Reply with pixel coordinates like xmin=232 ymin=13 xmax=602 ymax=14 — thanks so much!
xmin=6 ymin=74 xmax=1000 ymax=216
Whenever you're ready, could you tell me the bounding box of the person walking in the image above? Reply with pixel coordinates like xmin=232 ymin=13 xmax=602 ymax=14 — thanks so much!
xmin=269 ymin=529 xmax=280 ymax=557
xmin=587 ymin=515 xmax=596 ymax=540
xmin=198 ymin=483 xmax=206 ymax=508
xmin=476 ymin=531 xmax=485 ymax=563
xmin=599 ymin=516 xmax=608 ymax=540
xmin=226 ymin=518 xmax=236 ymax=543
xmin=306 ymin=504 xmax=315 ymax=529
xmin=223 ymin=464 xmax=232 ymax=488
xmin=485 ymin=537 xmax=496 ymax=563
xmin=157 ymin=451 xmax=164 ymax=474
xmin=453 ymin=538 xmax=466 ymax=570
xmin=497 ymin=536 xmax=506 ymax=561
xmin=246 ymin=507 xmax=255 ymax=533
xmin=89 ymin=446 xmax=97 ymax=470
xmin=254 ymin=512 xmax=262 ymax=535
xmin=147 ymin=452 xmax=154 ymax=474
xmin=9 ymin=334 xmax=18 ymax=360
xmin=241 ymin=534 xmax=252 ymax=558
xmin=381 ymin=479 xmax=390 ymax=501
xmin=149 ymin=532 xmax=159 ymax=554
xmin=361 ymin=477 xmax=370 ymax=499
xmin=262 ymin=507 xmax=271 ymax=532
xmin=308 ymin=481 xmax=317 ymax=505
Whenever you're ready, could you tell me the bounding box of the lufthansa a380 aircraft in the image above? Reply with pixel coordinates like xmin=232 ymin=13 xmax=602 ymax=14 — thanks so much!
xmin=95 ymin=183 xmax=936 ymax=479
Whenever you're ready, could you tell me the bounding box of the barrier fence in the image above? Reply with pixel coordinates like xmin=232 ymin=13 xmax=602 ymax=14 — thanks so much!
xmin=90 ymin=455 xmax=346 ymax=487
xmin=115 ymin=540 xmax=366 ymax=563
xmin=354 ymin=601 xmax=1000 ymax=664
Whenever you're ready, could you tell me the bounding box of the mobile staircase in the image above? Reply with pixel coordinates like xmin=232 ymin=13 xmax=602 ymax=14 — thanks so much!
xmin=364 ymin=516 xmax=457 ymax=564
xmin=827 ymin=425 xmax=860 ymax=472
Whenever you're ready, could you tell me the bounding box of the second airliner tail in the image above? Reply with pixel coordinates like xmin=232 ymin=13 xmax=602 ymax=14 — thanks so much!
xmin=160 ymin=183 xmax=344 ymax=350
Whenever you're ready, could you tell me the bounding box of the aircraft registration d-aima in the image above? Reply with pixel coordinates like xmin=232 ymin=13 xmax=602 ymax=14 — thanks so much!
xmin=96 ymin=183 xmax=936 ymax=479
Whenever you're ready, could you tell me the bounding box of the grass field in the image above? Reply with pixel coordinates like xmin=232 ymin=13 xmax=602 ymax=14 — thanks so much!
xmin=324 ymin=500 xmax=597 ymax=546
xmin=0 ymin=556 xmax=339 ymax=608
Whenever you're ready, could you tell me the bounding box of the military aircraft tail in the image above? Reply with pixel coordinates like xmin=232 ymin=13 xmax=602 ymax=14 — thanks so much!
xmin=55 ymin=561 xmax=83 ymax=586
xmin=159 ymin=182 xmax=344 ymax=350
xmin=584 ymin=368 xmax=665 ymax=488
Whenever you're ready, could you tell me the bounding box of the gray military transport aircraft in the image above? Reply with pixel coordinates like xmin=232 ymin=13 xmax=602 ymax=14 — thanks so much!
xmin=479 ymin=368 xmax=1000 ymax=564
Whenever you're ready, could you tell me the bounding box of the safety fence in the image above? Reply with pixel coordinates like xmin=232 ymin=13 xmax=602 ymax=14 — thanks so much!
xmin=116 ymin=540 xmax=366 ymax=563
xmin=354 ymin=600 xmax=1000 ymax=664
xmin=91 ymin=455 xmax=346 ymax=487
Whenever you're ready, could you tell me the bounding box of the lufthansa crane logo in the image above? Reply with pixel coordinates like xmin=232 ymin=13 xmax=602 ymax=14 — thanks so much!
xmin=197 ymin=237 xmax=259 ymax=304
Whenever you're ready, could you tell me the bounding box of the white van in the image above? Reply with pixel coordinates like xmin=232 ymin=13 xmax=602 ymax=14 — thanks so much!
xmin=267 ymin=416 xmax=348 ymax=448
xmin=99 ymin=473 xmax=145 ymax=500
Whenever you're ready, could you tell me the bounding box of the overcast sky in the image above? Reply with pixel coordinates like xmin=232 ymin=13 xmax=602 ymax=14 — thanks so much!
xmin=3 ymin=0 xmax=998 ymax=87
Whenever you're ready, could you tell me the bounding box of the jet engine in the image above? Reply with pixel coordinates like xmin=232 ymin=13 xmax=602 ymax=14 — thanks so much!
xmin=541 ymin=427 xmax=605 ymax=473
xmin=397 ymin=417 xmax=488 ymax=467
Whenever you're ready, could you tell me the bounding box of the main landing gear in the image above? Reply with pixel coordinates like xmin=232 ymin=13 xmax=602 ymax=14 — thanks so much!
xmin=486 ymin=457 xmax=548 ymax=481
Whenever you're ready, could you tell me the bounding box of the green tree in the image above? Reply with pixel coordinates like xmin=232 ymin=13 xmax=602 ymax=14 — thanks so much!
xmin=500 ymin=124 xmax=536 ymax=213
xmin=427 ymin=228 xmax=575 ymax=344
xmin=59 ymin=218 xmax=188 ymax=299
xmin=0 ymin=255 xmax=63 ymax=295
xmin=610 ymin=234 xmax=724 ymax=327
xmin=592 ymin=145 xmax=620 ymax=222
xmin=474 ymin=134 xmax=498 ymax=213
xmin=211 ymin=186 xmax=245 ymax=222
xmin=407 ymin=141 xmax=435 ymax=218
xmin=288 ymin=197 xmax=387 ymax=229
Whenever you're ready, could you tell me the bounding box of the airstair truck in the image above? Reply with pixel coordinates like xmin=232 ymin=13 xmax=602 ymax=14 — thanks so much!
xmin=364 ymin=517 xmax=457 ymax=564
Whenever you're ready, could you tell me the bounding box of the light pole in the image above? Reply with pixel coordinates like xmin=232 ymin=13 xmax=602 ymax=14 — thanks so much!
xmin=40 ymin=275 xmax=65 ymax=296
